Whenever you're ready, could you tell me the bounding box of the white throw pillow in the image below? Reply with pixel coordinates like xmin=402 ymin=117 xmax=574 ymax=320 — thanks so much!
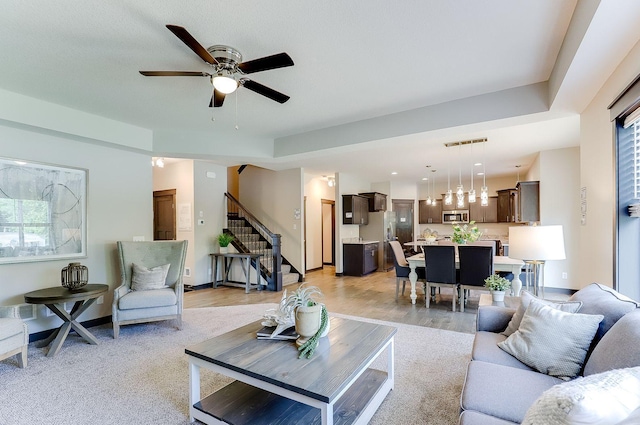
xmin=522 ymin=367 xmax=640 ymax=425
xmin=502 ymin=290 xmax=582 ymax=336
xmin=131 ymin=263 xmax=170 ymax=291
xmin=498 ymin=300 xmax=603 ymax=379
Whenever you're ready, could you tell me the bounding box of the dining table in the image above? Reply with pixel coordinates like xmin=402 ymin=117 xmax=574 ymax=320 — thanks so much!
xmin=406 ymin=253 xmax=524 ymax=305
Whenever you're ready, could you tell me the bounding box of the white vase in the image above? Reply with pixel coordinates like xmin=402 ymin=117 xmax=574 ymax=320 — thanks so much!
xmin=295 ymin=304 xmax=322 ymax=347
xmin=219 ymin=246 xmax=229 ymax=254
xmin=491 ymin=290 xmax=506 ymax=302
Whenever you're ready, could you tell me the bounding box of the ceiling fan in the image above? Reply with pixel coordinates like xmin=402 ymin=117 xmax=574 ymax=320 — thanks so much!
xmin=140 ymin=25 xmax=294 ymax=107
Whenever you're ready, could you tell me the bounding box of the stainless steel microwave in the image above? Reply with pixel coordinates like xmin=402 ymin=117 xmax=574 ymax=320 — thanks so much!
xmin=442 ymin=210 xmax=469 ymax=224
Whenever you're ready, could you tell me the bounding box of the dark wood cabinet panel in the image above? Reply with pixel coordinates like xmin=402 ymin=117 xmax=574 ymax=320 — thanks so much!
xmin=516 ymin=181 xmax=540 ymax=223
xmin=342 ymin=195 xmax=369 ymax=225
xmin=358 ymin=192 xmax=387 ymax=212
xmin=419 ymin=199 xmax=442 ymax=224
xmin=469 ymin=196 xmax=498 ymax=223
xmin=343 ymin=243 xmax=379 ymax=276
xmin=497 ymin=189 xmax=517 ymax=223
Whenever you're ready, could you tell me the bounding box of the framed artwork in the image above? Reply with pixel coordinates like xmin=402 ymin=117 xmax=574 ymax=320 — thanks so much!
xmin=0 ymin=157 xmax=87 ymax=263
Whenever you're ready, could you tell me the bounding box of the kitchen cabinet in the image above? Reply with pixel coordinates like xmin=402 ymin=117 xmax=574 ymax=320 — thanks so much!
xmin=358 ymin=192 xmax=387 ymax=212
xmin=441 ymin=193 xmax=468 ymax=211
xmin=342 ymin=195 xmax=369 ymax=225
xmin=497 ymin=189 xmax=517 ymax=223
xmin=516 ymin=181 xmax=540 ymax=223
xmin=343 ymin=242 xmax=379 ymax=276
xmin=469 ymin=196 xmax=498 ymax=223
xmin=418 ymin=199 xmax=443 ymax=224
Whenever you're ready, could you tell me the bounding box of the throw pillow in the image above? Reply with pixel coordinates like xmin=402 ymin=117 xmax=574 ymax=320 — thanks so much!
xmin=498 ymin=300 xmax=603 ymax=379
xmin=131 ymin=263 xmax=170 ymax=291
xmin=501 ymin=290 xmax=582 ymax=336
xmin=522 ymin=366 xmax=640 ymax=425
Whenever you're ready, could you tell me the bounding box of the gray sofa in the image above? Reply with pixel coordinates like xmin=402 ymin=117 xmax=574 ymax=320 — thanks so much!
xmin=459 ymin=283 xmax=640 ymax=424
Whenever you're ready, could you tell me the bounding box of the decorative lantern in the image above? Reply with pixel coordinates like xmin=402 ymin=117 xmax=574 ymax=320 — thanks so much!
xmin=61 ymin=262 xmax=88 ymax=290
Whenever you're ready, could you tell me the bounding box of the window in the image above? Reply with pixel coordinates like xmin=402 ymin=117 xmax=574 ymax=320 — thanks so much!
xmin=0 ymin=158 xmax=87 ymax=263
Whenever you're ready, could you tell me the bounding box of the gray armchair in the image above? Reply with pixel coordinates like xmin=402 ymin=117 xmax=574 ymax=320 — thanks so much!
xmin=0 ymin=305 xmax=28 ymax=368
xmin=112 ymin=240 xmax=188 ymax=338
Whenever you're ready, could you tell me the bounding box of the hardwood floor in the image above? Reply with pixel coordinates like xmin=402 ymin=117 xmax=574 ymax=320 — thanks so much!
xmin=184 ymin=266 xmax=481 ymax=334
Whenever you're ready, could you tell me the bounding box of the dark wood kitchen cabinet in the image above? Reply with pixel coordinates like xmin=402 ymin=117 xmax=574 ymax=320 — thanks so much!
xmin=358 ymin=192 xmax=387 ymax=212
xmin=497 ymin=189 xmax=517 ymax=223
xmin=516 ymin=181 xmax=540 ymax=223
xmin=342 ymin=195 xmax=369 ymax=225
xmin=469 ymin=196 xmax=498 ymax=223
xmin=343 ymin=242 xmax=379 ymax=276
xmin=419 ymin=199 xmax=443 ymax=224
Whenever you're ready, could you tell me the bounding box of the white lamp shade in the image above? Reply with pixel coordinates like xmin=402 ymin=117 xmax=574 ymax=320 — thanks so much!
xmin=508 ymin=225 xmax=566 ymax=261
xmin=212 ymin=75 xmax=238 ymax=94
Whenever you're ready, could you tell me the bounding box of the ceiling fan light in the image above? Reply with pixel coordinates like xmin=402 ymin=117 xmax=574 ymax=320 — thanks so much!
xmin=212 ymin=72 xmax=238 ymax=94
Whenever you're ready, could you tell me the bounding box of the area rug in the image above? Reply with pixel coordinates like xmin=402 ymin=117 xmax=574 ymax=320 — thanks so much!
xmin=0 ymin=304 xmax=473 ymax=424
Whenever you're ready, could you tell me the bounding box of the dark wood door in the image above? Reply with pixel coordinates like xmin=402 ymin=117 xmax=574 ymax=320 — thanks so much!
xmin=392 ymin=199 xmax=414 ymax=247
xmin=153 ymin=189 xmax=176 ymax=240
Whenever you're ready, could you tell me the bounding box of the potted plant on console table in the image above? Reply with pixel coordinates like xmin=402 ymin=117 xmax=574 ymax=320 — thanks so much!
xmin=217 ymin=233 xmax=234 ymax=254
xmin=484 ymin=273 xmax=511 ymax=302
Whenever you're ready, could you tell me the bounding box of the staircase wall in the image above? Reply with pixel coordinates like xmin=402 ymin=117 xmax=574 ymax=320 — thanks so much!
xmin=239 ymin=166 xmax=305 ymax=278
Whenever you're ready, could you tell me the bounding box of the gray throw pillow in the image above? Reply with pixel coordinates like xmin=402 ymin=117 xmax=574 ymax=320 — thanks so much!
xmin=131 ymin=263 xmax=170 ymax=291
xmin=498 ymin=299 xmax=603 ymax=379
xmin=501 ymin=290 xmax=582 ymax=336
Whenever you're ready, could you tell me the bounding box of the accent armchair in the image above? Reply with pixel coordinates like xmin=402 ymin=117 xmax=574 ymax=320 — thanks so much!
xmin=112 ymin=240 xmax=188 ymax=338
xmin=0 ymin=305 xmax=28 ymax=368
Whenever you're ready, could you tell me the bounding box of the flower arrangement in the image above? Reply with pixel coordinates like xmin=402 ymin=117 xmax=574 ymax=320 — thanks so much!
xmin=451 ymin=221 xmax=481 ymax=244
xmin=484 ymin=274 xmax=511 ymax=291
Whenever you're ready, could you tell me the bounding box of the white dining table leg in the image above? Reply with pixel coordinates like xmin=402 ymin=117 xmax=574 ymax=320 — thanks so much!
xmin=408 ymin=262 xmax=418 ymax=305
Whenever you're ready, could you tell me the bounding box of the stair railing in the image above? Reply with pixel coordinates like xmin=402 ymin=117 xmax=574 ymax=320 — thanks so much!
xmin=224 ymin=192 xmax=282 ymax=291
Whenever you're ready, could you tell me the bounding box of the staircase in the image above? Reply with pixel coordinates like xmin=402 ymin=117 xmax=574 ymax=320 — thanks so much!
xmin=225 ymin=193 xmax=301 ymax=290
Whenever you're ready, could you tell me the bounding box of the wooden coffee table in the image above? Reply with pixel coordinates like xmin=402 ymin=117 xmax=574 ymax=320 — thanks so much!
xmin=24 ymin=284 xmax=108 ymax=357
xmin=186 ymin=316 xmax=396 ymax=425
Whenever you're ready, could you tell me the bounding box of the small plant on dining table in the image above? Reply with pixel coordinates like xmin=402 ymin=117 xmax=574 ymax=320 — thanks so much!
xmin=451 ymin=221 xmax=481 ymax=244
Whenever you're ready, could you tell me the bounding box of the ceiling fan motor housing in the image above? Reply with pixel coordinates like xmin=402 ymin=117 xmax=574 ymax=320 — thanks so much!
xmin=207 ymin=45 xmax=242 ymax=71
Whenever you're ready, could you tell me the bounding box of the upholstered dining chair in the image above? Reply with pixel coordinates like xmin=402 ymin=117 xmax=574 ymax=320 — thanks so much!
xmin=0 ymin=305 xmax=28 ymax=368
xmin=458 ymin=245 xmax=494 ymax=313
xmin=112 ymin=240 xmax=188 ymax=338
xmin=424 ymin=245 xmax=458 ymax=311
xmin=390 ymin=240 xmax=425 ymax=300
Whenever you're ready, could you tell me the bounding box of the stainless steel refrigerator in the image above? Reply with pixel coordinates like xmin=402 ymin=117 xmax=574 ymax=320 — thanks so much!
xmin=359 ymin=211 xmax=396 ymax=272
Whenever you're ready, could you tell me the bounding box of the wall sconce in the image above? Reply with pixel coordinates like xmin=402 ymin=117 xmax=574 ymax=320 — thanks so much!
xmin=325 ymin=176 xmax=335 ymax=187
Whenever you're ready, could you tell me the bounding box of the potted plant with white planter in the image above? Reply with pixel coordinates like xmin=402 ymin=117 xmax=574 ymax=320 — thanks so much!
xmin=217 ymin=233 xmax=234 ymax=254
xmin=283 ymin=283 xmax=329 ymax=358
xmin=484 ymin=274 xmax=511 ymax=302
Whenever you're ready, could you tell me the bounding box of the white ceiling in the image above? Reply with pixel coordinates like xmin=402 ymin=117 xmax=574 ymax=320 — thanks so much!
xmin=2 ymin=0 xmax=640 ymax=184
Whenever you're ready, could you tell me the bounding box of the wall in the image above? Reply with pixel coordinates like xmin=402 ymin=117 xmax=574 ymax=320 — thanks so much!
xmin=0 ymin=123 xmax=152 ymax=334
xmin=153 ymin=160 xmax=195 ymax=287
xmin=303 ymin=175 xmax=336 ymax=271
xmin=580 ymin=38 xmax=640 ymax=293
xmin=239 ymin=166 xmax=304 ymax=276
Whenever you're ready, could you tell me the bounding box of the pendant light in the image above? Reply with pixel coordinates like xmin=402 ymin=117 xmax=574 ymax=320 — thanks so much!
xmin=425 ymin=166 xmax=432 ymax=205
xmin=431 ymin=170 xmax=438 ymax=207
xmin=468 ymin=141 xmax=476 ymax=203
xmin=480 ymin=141 xmax=488 ymax=206
xmin=445 ymin=147 xmax=453 ymax=205
xmin=456 ymin=143 xmax=464 ymax=208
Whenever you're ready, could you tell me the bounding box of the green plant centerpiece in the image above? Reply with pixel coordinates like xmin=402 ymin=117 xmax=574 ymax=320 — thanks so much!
xmin=484 ymin=273 xmax=511 ymax=302
xmin=217 ymin=233 xmax=234 ymax=253
xmin=451 ymin=221 xmax=481 ymax=244
xmin=284 ymin=283 xmax=329 ymax=358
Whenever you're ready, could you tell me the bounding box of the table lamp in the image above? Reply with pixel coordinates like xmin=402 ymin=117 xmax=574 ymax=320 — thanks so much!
xmin=508 ymin=225 xmax=566 ymax=297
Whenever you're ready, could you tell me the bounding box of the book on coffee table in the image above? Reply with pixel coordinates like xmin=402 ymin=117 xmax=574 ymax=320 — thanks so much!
xmin=256 ymin=325 xmax=298 ymax=340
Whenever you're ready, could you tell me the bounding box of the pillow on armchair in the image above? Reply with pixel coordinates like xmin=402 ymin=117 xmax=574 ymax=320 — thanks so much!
xmin=131 ymin=263 xmax=170 ymax=291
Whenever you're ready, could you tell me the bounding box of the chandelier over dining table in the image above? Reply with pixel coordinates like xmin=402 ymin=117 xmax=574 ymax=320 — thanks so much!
xmin=444 ymin=138 xmax=488 ymax=206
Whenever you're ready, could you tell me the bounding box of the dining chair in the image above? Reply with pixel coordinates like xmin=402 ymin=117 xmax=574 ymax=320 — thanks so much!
xmin=390 ymin=240 xmax=425 ymax=300
xmin=423 ymin=245 xmax=458 ymax=311
xmin=458 ymin=245 xmax=494 ymax=312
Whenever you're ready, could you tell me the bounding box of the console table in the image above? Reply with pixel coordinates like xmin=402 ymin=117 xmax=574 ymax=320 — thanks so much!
xmin=210 ymin=252 xmax=263 ymax=293
xmin=24 ymin=284 xmax=108 ymax=357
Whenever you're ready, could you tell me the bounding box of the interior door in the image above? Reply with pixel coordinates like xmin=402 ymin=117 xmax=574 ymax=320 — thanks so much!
xmin=392 ymin=199 xmax=414 ymax=249
xmin=322 ymin=199 xmax=335 ymax=265
xmin=153 ymin=189 xmax=176 ymax=240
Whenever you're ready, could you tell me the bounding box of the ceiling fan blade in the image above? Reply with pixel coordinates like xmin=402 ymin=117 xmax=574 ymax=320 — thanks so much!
xmin=241 ymin=79 xmax=290 ymax=104
xmin=238 ymin=53 xmax=294 ymax=74
xmin=139 ymin=71 xmax=210 ymax=77
xmin=210 ymin=89 xmax=226 ymax=107
xmin=166 ymin=24 xmax=218 ymax=65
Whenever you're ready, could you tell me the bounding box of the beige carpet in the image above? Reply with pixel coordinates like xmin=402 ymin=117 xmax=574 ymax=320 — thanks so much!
xmin=0 ymin=304 xmax=473 ymax=425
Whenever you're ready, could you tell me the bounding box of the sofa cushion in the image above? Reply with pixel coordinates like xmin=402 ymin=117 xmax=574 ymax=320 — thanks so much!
xmin=498 ymin=300 xmax=603 ymax=380
xmin=568 ymin=283 xmax=639 ymax=345
xmin=461 ymin=360 xmax=563 ymax=423
xmin=471 ymin=331 xmax=533 ymax=371
xmin=501 ymin=290 xmax=582 ymax=336
xmin=131 ymin=262 xmax=170 ymax=291
xmin=459 ymin=410 xmax=519 ymax=425
xmin=118 ymin=288 xmax=177 ymax=310
xmin=584 ymin=309 xmax=640 ymax=376
xmin=522 ymin=367 xmax=640 ymax=425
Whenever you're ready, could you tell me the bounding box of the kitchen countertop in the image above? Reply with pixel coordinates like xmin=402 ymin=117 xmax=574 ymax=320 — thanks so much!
xmin=342 ymin=240 xmax=379 ymax=244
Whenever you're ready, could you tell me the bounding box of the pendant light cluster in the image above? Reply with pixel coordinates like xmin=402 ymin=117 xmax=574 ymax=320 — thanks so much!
xmin=443 ymin=138 xmax=488 ymax=207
